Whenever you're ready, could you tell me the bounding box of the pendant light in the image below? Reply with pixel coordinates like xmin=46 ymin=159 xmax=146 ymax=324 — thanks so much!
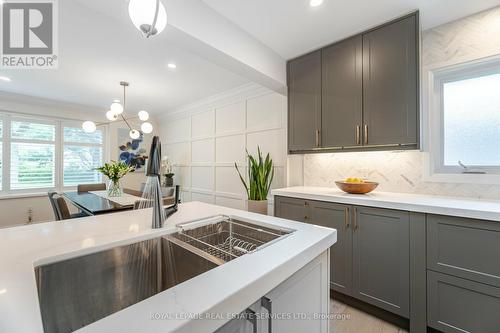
xmin=128 ymin=0 xmax=167 ymax=38
xmin=82 ymin=82 xmax=153 ymax=139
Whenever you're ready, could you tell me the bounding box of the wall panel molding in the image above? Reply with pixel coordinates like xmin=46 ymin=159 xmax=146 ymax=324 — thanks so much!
xmin=160 ymin=86 xmax=287 ymax=211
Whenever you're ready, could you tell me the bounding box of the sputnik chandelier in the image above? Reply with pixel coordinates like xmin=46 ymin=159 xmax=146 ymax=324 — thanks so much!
xmin=82 ymin=81 xmax=153 ymax=139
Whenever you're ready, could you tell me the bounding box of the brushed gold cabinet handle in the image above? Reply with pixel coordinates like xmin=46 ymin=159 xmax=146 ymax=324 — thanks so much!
xmin=356 ymin=126 xmax=361 ymax=145
xmin=353 ymin=207 xmax=358 ymax=231
xmin=315 ymin=130 xmax=320 ymax=147
xmin=344 ymin=207 xmax=350 ymax=229
xmin=364 ymin=125 xmax=368 ymax=145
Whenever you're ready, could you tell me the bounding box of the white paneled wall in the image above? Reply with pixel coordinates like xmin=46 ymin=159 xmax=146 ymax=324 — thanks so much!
xmin=159 ymin=84 xmax=287 ymax=212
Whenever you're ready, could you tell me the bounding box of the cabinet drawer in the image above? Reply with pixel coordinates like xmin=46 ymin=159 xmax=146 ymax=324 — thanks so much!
xmin=427 ymin=214 xmax=500 ymax=287
xmin=427 ymin=270 xmax=500 ymax=333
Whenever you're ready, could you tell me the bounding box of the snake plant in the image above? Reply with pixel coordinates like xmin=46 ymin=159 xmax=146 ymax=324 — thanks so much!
xmin=235 ymin=147 xmax=274 ymax=201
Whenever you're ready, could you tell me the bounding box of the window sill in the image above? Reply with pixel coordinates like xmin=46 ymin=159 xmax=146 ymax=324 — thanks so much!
xmin=423 ymin=172 xmax=500 ymax=185
xmin=0 ymin=192 xmax=49 ymax=200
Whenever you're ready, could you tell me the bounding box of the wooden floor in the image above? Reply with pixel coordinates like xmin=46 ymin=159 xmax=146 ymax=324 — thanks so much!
xmin=330 ymin=299 xmax=408 ymax=333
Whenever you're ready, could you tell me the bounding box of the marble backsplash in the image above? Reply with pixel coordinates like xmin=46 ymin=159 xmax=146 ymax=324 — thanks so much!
xmin=303 ymin=151 xmax=500 ymax=200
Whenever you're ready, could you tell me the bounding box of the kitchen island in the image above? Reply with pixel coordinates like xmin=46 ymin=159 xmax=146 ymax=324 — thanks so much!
xmin=0 ymin=201 xmax=336 ymax=333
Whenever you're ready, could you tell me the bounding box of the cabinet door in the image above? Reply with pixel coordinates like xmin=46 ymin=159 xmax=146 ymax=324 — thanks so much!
xmin=352 ymin=206 xmax=410 ymax=317
xmin=427 ymin=271 xmax=500 ymax=333
xmin=263 ymin=251 xmax=330 ymax=333
xmin=287 ymin=51 xmax=322 ymax=151
xmin=362 ymin=14 xmax=418 ymax=147
xmin=427 ymin=214 xmax=500 ymax=288
xmin=274 ymin=196 xmax=307 ymax=223
xmin=322 ymin=36 xmax=363 ymax=148
xmin=309 ymin=201 xmax=353 ymax=296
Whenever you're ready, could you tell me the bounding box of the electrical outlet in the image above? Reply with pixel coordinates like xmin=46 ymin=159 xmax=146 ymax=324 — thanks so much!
xmin=27 ymin=208 xmax=33 ymax=224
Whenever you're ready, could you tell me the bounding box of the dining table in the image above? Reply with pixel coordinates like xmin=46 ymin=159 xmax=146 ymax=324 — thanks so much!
xmin=63 ymin=190 xmax=143 ymax=216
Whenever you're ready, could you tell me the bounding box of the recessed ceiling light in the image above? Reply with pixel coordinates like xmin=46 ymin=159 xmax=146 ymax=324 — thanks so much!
xmin=309 ymin=0 xmax=324 ymax=7
xmin=0 ymin=76 xmax=11 ymax=82
xmin=167 ymin=63 xmax=177 ymax=69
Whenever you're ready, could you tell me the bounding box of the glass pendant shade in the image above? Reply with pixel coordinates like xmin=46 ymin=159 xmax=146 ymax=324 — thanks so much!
xmin=82 ymin=121 xmax=96 ymax=133
xmin=106 ymin=110 xmax=118 ymax=121
xmin=141 ymin=122 xmax=153 ymax=134
xmin=110 ymin=101 xmax=123 ymax=115
xmin=138 ymin=110 xmax=149 ymax=121
xmin=128 ymin=0 xmax=167 ymax=37
xmin=129 ymin=129 xmax=141 ymax=139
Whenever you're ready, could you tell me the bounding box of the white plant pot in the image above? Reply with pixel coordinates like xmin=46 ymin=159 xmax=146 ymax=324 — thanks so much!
xmin=247 ymin=200 xmax=268 ymax=215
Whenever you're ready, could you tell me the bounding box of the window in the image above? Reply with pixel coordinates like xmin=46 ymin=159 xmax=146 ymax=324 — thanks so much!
xmin=10 ymin=120 xmax=56 ymax=189
xmin=0 ymin=115 xmax=106 ymax=194
xmin=63 ymin=126 xmax=103 ymax=186
xmin=430 ymin=58 xmax=500 ymax=177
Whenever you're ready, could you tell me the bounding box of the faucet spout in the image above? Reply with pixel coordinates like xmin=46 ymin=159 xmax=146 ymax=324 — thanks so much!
xmin=147 ymin=136 xmax=180 ymax=229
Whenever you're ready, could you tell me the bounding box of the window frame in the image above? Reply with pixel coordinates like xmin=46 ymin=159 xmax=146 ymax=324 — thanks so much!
xmin=426 ymin=56 xmax=500 ymax=183
xmin=0 ymin=112 xmax=108 ymax=196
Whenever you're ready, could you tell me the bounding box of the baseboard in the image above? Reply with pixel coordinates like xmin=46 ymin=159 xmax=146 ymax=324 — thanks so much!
xmin=330 ymin=290 xmax=410 ymax=331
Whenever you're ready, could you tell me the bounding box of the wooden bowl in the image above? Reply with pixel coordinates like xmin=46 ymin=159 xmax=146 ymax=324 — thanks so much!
xmin=335 ymin=181 xmax=379 ymax=194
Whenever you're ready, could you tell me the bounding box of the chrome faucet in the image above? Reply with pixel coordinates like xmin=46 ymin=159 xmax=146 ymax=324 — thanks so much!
xmin=146 ymin=136 xmax=179 ymax=229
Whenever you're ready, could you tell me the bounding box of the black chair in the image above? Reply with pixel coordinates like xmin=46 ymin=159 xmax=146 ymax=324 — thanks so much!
xmin=48 ymin=192 xmax=90 ymax=221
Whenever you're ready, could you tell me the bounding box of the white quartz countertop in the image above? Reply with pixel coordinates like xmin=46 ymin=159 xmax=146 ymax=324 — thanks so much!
xmin=0 ymin=201 xmax=336 ymax=333
xmin=272 ymin=186 xmax=500 ymax=222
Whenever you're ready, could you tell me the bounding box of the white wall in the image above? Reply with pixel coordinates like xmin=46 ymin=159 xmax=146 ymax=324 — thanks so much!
xmin=0 ymin=92 xmax=157 ymax=228
xmin=159 ymin=83 xmax=287 ymax=213
xmin=299 ymin=6 xmax=500 ymax=200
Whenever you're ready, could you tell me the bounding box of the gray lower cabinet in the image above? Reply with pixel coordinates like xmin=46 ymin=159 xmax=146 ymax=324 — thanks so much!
xmin=274 ymin=196 xmax=307 ymax=223
xmin=427 ymin=214 xmax=500 ymax=288
xmin=309 ymin=200 xmax=353 ymax=296
xmin=426 ymin=214 xmax=500 ymax=333
xmin=287 ymin=51 xmax=322 ymax=152
xmin=275 ymin=195 xmax=500 ymax=332
xmin=352 ymin=207 xmax=410 ymax=317
xmin=427 ymin=271 xmax=500 ymax=333
xmin=274 ymin=197 xmax=410 ymax=318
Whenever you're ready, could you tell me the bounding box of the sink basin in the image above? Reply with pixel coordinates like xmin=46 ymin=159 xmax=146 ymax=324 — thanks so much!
xmin=34 ymin=216 xmax=293 ymax=333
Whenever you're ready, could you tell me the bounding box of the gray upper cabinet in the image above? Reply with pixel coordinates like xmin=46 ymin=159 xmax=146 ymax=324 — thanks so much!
xmin=287 ymin=50 xmax=322 ymax=151
xmin=352 ymin=206 xmax=410 ymax=318
xmin=287 ymin=12 xmax=419 ymax=153
xmin=362 ymin=15 xmax=418 ymax=147
xmin=321 ymin=36 xmax=363 ymax=149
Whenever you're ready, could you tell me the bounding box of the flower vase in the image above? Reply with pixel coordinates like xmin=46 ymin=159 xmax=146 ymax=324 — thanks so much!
xmin=107 ymin=179 xmax=123 ymax=197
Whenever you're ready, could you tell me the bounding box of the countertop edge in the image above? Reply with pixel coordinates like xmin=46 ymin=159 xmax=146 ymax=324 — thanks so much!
xmin=272 ymin=187 xmax=500 ymax=222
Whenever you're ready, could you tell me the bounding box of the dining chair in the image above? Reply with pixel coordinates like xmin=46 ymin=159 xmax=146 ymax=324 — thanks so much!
xmin=48 ymin=192 xmax=90 ymax=221
xmin=77 ymin=183 xmax=106 ymax=193
xmin=123 ymin=188 xmax=143 ymax=197
xmin=133 ymin=196 xmax=175 ymax=210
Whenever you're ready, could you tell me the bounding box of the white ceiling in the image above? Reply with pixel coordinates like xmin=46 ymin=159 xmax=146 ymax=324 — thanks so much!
xmin=0 ymin=0 xmax=248 ymax=116
xmin=203 ymin=0 xmax=500 ymax=59
xmin=1 ymin=0 xmax=499 ymax=116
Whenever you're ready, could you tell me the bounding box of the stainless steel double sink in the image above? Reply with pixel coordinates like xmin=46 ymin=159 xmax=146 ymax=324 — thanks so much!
xmin=35 ymin=216 xmax=293 ymax=333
